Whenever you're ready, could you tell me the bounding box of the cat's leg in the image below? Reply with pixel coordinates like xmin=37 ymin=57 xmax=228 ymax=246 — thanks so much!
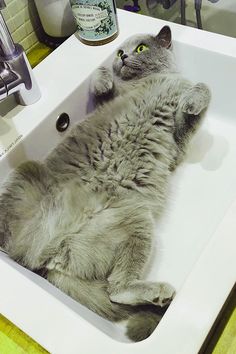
xmin=47 ymin=269 xmax=131 ymax=322
xmin=107 ymin=210 xmax=175 ymax=307
xmin=90 ymin=66 xmax=115 ymax=105
xmin=179 ymin=83 xmax=211 ymax=117
xmin=109 ymin=281 xmax=175 ymax=307
xmin=47 ymin=269 xmax=165 ymax=342
xmin=0 ymin=160 xmax=57 ymax=269
xmin=173 ymin=83 xmax=211 ymax=166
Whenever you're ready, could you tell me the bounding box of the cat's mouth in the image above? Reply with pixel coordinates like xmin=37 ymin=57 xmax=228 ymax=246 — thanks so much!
xmin=121 ymin=61 xmax=135 ymax=71
xmin=118 ymin=58 xmax=142 ymax=79
xmin=122 ymin=59 xmax=132 ymax=68
xmin=120 ymin=65 xmax=138 ymax=80
xmin=121 ymin=62 xmax=141 ymax=75
xmin=121 ymin=60 xmax=128 ymax=67
xmin=122 ymin=58 xmax=142 ymax=71
xmin=121 ymin=63 xmax=133 ymax=74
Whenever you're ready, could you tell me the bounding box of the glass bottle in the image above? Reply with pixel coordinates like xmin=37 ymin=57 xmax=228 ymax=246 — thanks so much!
xmin=70 ymin=0 xmax=119 ymax=45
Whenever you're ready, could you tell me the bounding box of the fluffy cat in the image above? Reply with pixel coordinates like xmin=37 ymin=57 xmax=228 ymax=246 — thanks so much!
xmin=0 ymin=26 xmax=210 ymax=342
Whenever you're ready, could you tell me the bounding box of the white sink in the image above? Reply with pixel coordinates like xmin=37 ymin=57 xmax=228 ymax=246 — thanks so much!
xmin=0 ymin=9 xmax=236 ymax=354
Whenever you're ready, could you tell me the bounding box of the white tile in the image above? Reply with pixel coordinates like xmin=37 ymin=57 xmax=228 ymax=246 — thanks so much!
xmin=12 ymin=11 xmax=25 ymax=29
xmin=5 ymin=17 xmax=17 ymax=33
xmin=2 ymin=7 xmax=11 ymax=20
xmin=16 ymin=0 xmax=28 ymax=12
xmin=15 ymin=24 xmax=28 ymax=41
xmin=7 ymin=0 xmax=18 ymax=17
xmin=25 ymin=20 xmax=34 ymax=35
xmin=11 ymin=29 xmax=21 ymax=43
xmin=21 ymin=31 xmax=38 ymax=52
xmin=1 ymin=0 xmax=40 ymax=50
xmin=21 ymin=5 xmax=30 ymax=21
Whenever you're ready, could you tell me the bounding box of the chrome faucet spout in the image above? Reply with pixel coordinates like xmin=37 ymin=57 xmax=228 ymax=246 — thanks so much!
xmin=0 ymin=7 xmax=41 ymax=105
xmin=0 ymin=12 xmax=15 ymax=57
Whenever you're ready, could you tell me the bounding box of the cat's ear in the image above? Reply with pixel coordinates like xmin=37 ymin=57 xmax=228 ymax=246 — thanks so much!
xmin=156 ymin=26 xmax=172 ymax=49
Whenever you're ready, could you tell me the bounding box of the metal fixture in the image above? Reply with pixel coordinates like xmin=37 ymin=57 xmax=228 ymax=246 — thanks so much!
xmin=0 ymin=1 xmax=41 ymax=105
xmin=194 ymin=0 xmax=220 ymax=30
xmin=194 ymin=0 xmax=219 ymax=29
xmin=180 ymin=0 xmax=186 ymax=25
xmin=195 ymin=0 xmax=203 ymax=29
xmin=56 ymin=113 xmax=70 ymax=132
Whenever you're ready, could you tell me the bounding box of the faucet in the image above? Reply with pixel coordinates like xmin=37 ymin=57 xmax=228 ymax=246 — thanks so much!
xmin=0 ymin=0 xmax=41 ymax=105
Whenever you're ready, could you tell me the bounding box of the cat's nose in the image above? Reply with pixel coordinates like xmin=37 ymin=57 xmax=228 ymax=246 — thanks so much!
xmin=121 ymin=54 xmax=128 ymax=61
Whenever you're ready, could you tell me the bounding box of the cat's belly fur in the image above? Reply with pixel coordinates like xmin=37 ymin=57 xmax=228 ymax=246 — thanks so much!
xmin=43 ymin=185 xmax=134 ymax=279
xmin=47 ymin=76 xmax=187 ymax=196
xmin=43 ymin=80 xmax=181 ymax=278
xmin=4 ymin=76 xmax=188 ymax=276
xmin=39 ymin=77 xmax=187 ymax=277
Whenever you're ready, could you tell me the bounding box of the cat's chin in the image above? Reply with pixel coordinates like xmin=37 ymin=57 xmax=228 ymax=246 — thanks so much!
xmin=120 ymin=65 xmax=137 ymax=80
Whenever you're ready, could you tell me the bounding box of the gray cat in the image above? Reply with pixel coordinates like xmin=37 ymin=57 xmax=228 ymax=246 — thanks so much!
xmin=0 ymin=26 xmax=210 ymax=342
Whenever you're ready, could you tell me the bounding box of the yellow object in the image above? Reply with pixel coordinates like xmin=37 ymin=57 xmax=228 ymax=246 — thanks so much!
xmin=0 ymin=314 xmax=48 ymax=354
xmin=27 ymin=43 xmax=53 ymax=68
xmin=203 ymin=289 xmax=236 ymax=354
xmin=212 ymin=301 xmax=236 ymax=354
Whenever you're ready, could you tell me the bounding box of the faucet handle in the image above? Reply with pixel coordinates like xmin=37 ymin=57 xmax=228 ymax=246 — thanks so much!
xmin=0 ymin=1 xmax=6 ymax=10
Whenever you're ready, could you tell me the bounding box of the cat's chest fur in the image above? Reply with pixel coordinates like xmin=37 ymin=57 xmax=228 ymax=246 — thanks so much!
xmin=117 ymin=74 xmax=184 ymax=98
xmin=65 ymin=76 xmax=186 ymax=190
xmin=46 ymin=74 xmax=189 ymax=199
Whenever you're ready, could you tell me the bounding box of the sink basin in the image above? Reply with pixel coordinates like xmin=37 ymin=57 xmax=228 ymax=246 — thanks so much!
xmin=0 ymin=9 xmax=236 ymax=354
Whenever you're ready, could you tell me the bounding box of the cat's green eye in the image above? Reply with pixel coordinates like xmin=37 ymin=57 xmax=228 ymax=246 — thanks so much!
xmin=117 ymin=49 xmax=124 ymax=58
xmin=136 ymin=44 xmax=149 ymax=54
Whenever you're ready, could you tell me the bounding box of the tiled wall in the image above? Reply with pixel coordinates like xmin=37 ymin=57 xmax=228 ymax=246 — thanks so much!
xmin=1 ymin=0 xmax=40 ymax=53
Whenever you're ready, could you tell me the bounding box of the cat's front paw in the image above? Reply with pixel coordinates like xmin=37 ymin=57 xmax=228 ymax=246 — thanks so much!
xmin=181 ymin=98 xmax=203 ymax=115
xmin=90 ymin=66 xmax=113 ymax=97
xmin=180 ymin=83 xmax=211 ymax=115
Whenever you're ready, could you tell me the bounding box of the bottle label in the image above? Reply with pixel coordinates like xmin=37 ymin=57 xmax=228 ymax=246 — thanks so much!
xmin=71 ymin=0 xmax=118 ymax=41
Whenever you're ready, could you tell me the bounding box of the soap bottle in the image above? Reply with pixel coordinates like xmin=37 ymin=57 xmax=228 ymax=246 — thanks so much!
xmin=34 ymin=0 xmax=76 ymax=40
xmin=70 ymin=0 xmax=119 ymax=45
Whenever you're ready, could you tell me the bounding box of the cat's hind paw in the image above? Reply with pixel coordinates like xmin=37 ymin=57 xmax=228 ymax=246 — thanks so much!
xmin=150 ymin=282 xmax=175 ymax=307
xmin=109 ymin=281 xmax=175 ymax=307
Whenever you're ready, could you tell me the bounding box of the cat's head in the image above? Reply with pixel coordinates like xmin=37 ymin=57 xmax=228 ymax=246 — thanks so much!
xmin=113 ymin=26 xmax=175 ymax=80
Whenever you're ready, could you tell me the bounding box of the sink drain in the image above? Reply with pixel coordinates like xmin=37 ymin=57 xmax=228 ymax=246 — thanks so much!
xmin=56 ymin=113 xmax=70 ymax=132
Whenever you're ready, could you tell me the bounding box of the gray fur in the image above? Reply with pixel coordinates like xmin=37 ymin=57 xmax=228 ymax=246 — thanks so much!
xmin=0 ymin=26 xmax=210 ymax=342
xmin=126 ymin=310 xmax=163 ymax=342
